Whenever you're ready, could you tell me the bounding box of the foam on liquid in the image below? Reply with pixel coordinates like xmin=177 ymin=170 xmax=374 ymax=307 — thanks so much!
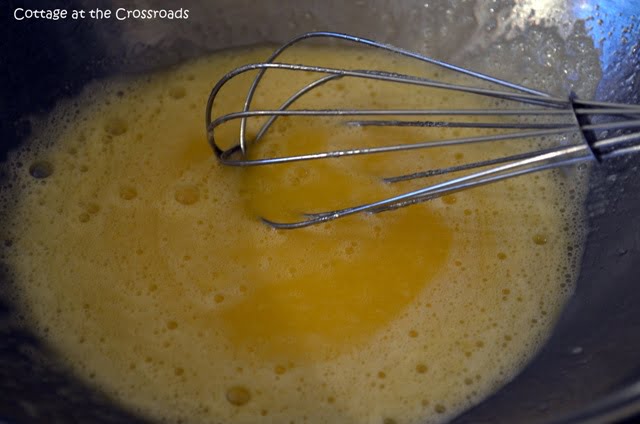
xmin=0 ymin=45 xmax=587 ymax=423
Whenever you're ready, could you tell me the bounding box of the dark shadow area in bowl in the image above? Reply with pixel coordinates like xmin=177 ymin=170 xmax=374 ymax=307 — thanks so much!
xmin=0 ymin=3 xmax=148 ymax=422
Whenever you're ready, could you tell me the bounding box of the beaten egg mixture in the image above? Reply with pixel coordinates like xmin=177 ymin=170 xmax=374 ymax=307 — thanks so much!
xmin=0 ymin=45 xmax=586 ymax=423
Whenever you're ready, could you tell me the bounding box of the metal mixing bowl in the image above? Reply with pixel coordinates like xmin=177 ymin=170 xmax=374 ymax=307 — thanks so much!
xmin=1 ymin=0 xmax=639 ymax=422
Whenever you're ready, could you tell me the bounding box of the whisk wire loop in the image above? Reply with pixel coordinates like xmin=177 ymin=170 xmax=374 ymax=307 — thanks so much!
xmin=205 ymin=31 xmax=640 ymax=229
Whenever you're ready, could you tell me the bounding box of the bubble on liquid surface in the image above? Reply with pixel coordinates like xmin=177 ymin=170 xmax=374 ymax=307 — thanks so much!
xmin=226 ymin=386 xmax=250 ymax=406
xmin=175 ymin=185 xmax=199 ymax=205
xmin=120 ymin=186 xmax=137 ymax=200
xmin=29 ymin=161 xmax=53 ymax=179
xmin=104 ymin=118 xmax=128 ymax=136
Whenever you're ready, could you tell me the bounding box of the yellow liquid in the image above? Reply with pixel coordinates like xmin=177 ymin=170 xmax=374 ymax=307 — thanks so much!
xmin=0 ymin=45 xmax=585 ymax=423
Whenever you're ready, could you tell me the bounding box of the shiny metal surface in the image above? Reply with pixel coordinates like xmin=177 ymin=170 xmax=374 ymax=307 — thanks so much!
xmin=1 ymin=0 xmax=639 ymax=422
xmin=204 ymin=31 xmax=640 ymax=228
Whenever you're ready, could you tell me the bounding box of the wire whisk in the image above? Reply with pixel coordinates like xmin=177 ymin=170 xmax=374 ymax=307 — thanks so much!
xmin=205 ymin=31 xmax=640 ymax=229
